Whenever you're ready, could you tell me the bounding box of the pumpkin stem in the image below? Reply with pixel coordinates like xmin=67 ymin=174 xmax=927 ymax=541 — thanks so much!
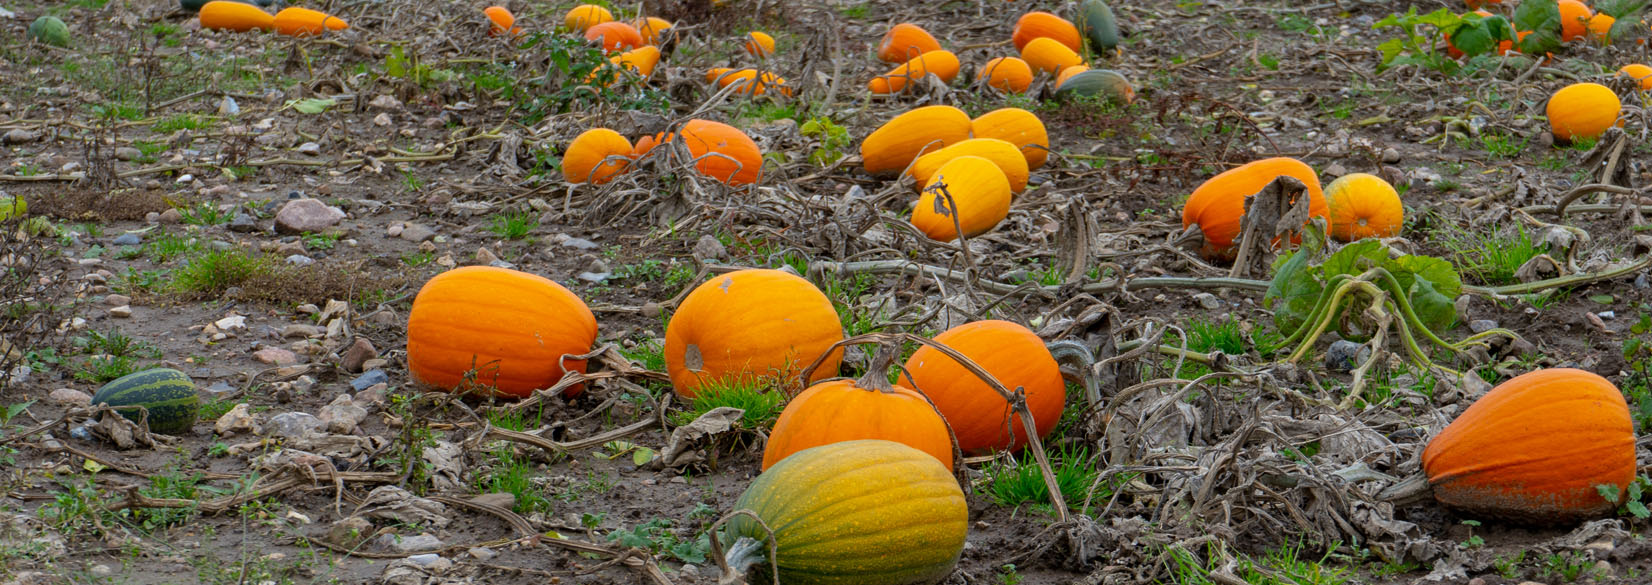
xmin=722 ymin=536 xmax=767 ymax=578
xmin=853 ymin=343 xmax=901 ymax=393
xmin=1375 ymin=472 xmax=1434 ymax=506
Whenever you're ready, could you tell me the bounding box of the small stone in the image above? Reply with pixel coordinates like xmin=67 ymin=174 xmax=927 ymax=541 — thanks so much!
xmin=1593 ymin=560 xmax=1612 ymax=576
xmin=218 ymin=96 xmax=239 ymax=116
xmin=175 ymin=173 xmax=194 ymax=184
xmin=48 ymin=388 xmax=92 ymax=407
xmin=2 ymin=129 xmax=41 ymax=144
xmin=111 ymin=233 xmax=142 ymax=246
xmin=286 ymin=254 xmax=314 ymax=266
xmin=1322 ymin=163 xmax=1348 ymax=178
xmin=318 ymin=394 xmax=367 ymax=434
xmin=467 ymin=547 xmax=497 ymax=561
xmin=355 ymin=383 xmax=388 ymax=406
xmin=351 ymin=369 xmax=389 ymax=392
xmin=474 ymin=247 xmax=500 ymax=265
xmin=373 ymin=112 xmax=393 ymax=127
xmin=435 ymin=254 xmax=455 ymax=268
xmin=89 ymin=565 xmax=114 ymax=578
xmin=341 ymin=337 xmax=378 ymax=373
xmin=326 ymin=516 xmax=374 ymax=548
xmin=254 ymin=347 xmax=299 ymax=365
xmin=158 ymin=208 xmax=183 ymax=223
xmin=104 ymin=294 xmax=131 ymax=306
xmin=398 ymin=223 xmax=435 ymax=242
xmin=561 ymin=237 xmax=599 ymax=250
xmin=375 ymin=533 xmax=443 ymax=554
xmin=1466 ymin=579 xmax=1485 ymax=585
xmin=386 ymin=223 xmax=404 ymax=237
xmin=296 ymin=142 xmax=321 ymax=156
xmin=641 ymin=302 xmax=663 ymax=318
xmin=577 ymin=271 xmax=611 ymax=283
xmin=109 ymin=305 xmax=132 ymax=318
xmin=1325 ymin=340 xmax=1370 ymax=372
xmin=283 ymin=324 xmax=323 ymax=338
xmin=228 ymin=213 xmax=258 ymax=232
xmin=369 ymin=94 xmax=404 ymax=111
xmin=263 ymin=412 xmax=321 ymax=439
xmin=1469 ymin=319 xmax=1499 ymax=334
xmin=1191 ymin=293 xmax=1223 ymax=310
xmin=296 ymin=303 xmax=321 ymax=314
xmin=692 ymin=234 xmax=726 ymax=261
xmin=214 ymin=314 xmax=247 ymax=331
xmin=274 ymin=199 xmax=346 ymax=234
xmin=214 ymin=403 xmax=257 ymax=436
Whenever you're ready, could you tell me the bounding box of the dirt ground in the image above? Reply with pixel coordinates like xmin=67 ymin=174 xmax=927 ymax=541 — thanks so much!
xmin=2 ymin=0 xmax=1652 ymax=583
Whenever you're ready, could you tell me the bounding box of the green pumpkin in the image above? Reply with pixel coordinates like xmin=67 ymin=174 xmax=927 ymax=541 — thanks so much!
xmin=1055 ymin=69 xmax=1135 ymax=105
xmin=93 ymin=368 xmax=199 ymax=435
xmin=724 ymin=440 xmax=967 ymax=585
xmin=1076 ymin=0 xmax=1121 ymax=54
xmin=27 ymin=16 xmax=70 ymax=48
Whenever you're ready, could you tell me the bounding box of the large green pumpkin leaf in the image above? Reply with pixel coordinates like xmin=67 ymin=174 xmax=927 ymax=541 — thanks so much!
xmin=1450 ymin=14 xmax=1511 ymax=57
xmin=1388 ymin=254 xmax=1462 ymax=333
xmin=1266 ymin=249 xmax=1323 ymax=335
xmin=1321 ymin=239 xmax=1387 ymax=279
xmin=1404 ymin=274 xmax=1457 ymax=333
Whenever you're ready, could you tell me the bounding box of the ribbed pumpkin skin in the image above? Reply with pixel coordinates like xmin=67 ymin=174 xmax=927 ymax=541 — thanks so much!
xmin=634 ymin=17 xmax=673 ymax=45
xmin=762 ymin=380 xmax=954 ymax=471
xmin=564 ymin=4 xmax=613 ymax=32
xmin=563 ymin=128 xmax=633 ymax=184
xmin=729 ymin=440 xmax=967 ymax=585
xmin=911 ymin=156 xmax=1011 ymax=242
xmin=900 ymin=321 xmax=1064 ymax=454
xmin=1020 ymin=37 xmax=1083 ymax=74
xmin=869 ymin=50 xmax=960 ymax=94
xmin=1181 ymin=157 xmax=1329 ymax=261
xmin=861 ymin=106 xmax=973 ymax=177
xmin=611 ymin=45 xmax=660 ymax=77
xmin=745 ymin=31 xmax=776 ymax=57
xmin=93 ymin=368 xmax=199 ymax=435
xmin=1055 ymin=65 xmax=1089 ymax=87
xmin=1325 ymin=173 xmax=1403 ymax=242
xmin=664 ymin=269 xmax=844 ymax=397
xmin=707 ymin=68 xmax=792 ymax=96
xmin=971 ymin=108 xmax=1048 ymax=170
xmin=681 ymin=120 xmax=763 ymax=186
xmin=407 ymin=267 xmax=598 ymax=398
xmin=273 ymin=7 xmax=346 ymax=36
xmin=1422 ymin=368 xmax=1635 ymax=524
xmin=1547 ymin=83 xmax=1622 ymax=142
xmin=585 ymin=21 xmax=643 ymax=53
xmin=878 ymin=23 xmax=942 ymax=63
xmin=484 ymin=6 xmax=517 ymax=36
xmin=200 ymin=1 xmax=275 ymax=31
xmin=1011 ymin=12 xmax=1082 ymax=52
xmin=1622 ymin=64 xmax=1652 ymax=91
xmin=906 ymin=138 xmax=1029 ymax=194
xmin=978 ymin=57 xmax=1033 ymax=93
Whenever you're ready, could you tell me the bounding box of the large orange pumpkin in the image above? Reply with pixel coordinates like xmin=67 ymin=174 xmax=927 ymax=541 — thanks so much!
xmin=633 ymin=16 xmax=674 ymax=45
xmin=1557 ymin=0 xmax=1593 ymax=43
xmin=906 ymin=138 xmax=1029 ymax=194
xmin=900 ymin=321 xmax=1064 ymax=454
xmin=1181 ymin=157 xmax=1329 ymax=261
xmin=971 ymin=108 xmax=1049 ymax=170
xmin=585 ymin=21 xmax=643 ymax=53
xmin=1621 ymin=64 xmax=1652 ymax=91
xmin=868 ymin=50 xmax=960 ymax=94
xmin=1324 ymin=173 xmax=1403 ymax=242
xmin=861 ymin=106 xmax=974 ymax=177
xmin=979 ymin=57 xmax=1033 ymax=93
xmin=199 ymin=1 xmax=275 ymax=31
xmin=1422 ymin=368 xmax=1635 ymax=524
xmin=563 ymin=128 xmax=633 ymax=184
xmin=664 ymin=269 xmax=844 ymax=397
xmin=878 ymin=23 xmax=943 ymax=63
xmin=911 ymin=156 xmax=1012 ymax=241
xmin=680 ymin=119 xmax=763 ymax=186
xmin=407 ymin=267 xmax=598 ymax=398
xmin=1547 ymin=83 xmax=1622 ymax=143
xmin=1011 ymin=11 xmax=1082 ymax=53
xmin=705 ymin=68 xmax=792 ymax=96
xmin=273 ymin=6 xmax=347 ymax=36
xmin=564 ymin=4 xmax=613 ymax=32
xmin=1020 ymin=37 xmax=1083 ymax=74
xmin=762 ymin=363 xmax=954 ymax=470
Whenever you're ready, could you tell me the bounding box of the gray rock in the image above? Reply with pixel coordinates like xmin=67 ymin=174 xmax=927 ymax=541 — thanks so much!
xmin=283 ymin=324 xmax=324 ymax=338
xmin=326 ymin=516 xmax=374 ymax=548
xmin=318 ymin=394 xmax=367 ymax=434
xmin=228 ymin=213 xmax=258 ymax=233
xmin=109 ymin=305 xmax=132 ymax=318
xmin=48 ymin=388 xmax=92 ymax=407
xmin=111 ymin=233 xmax=141 ymax=246
xmin=1191 ymin=293 xmax=1223 ymax=310
xmin=158 ymin=208 xmax=183 ymax=223
xmin=286 ymin=254 xmax=314 ymax=266
xmin=398 ymin=223 xmax=435 ymax=243
xmin=274 ymin=199 xmax=345 ymax=234
xmin=253 ymin=347 xmax=298 ymax=365
xmin=2 ymin=129 xmax=40 ymax=144
xmin=214 ymin=403 xmax=257 ymax=436
xmin=113 ymin=147 xmax=142 ymax=161
xmin=341 ymin=337 xmax=378 ymax=373
xmin=351 ymin=369 xmax=389 ymax=392
xmin=692 ymin=234 xmax=726 ymax=261
xmin=296 ymin=142 xmax=321 ymax=156
xmin=577 ymin=271 xmax=611 ymax=283
xmin=104 ymin=294 xmax=131 ymax=306
xmin=218 ymin=96 xmax=239 ymax=117
xmin=560 ymin=237 xmax=599 ymax=250
xmin=369 ymin=94 xmax=404 ymax=111
xmin=375 ymin=533 xmax=443 ymax=554
xmin=1468 ymin=319 xmax=1499 ymax=334
xmin=1325 ymin=340 xmax=1370 ymax=372
xmin=263 ymin=412 xmax=322 ymax=439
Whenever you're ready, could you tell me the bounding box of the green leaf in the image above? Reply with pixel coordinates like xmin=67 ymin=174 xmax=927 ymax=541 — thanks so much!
xmin=287 ymin=98 xmax=336 ymax=114
xmin=1591 ymin=294 xmax=1616 ymax=304
xmin=1321 ymin=240 xmax=1387 ymax=278
xmin=1629 ymin=500 xmax=1649 ymax=519
xmin=1450 ymin=15 xmax=1511 ymax=56
xmin=1389 ymin=254 xmax=1463 ymax=299
xmin=1404 ymin=274 xmax=1458 ymax=333
xmin=1598 ymin=483 xmax=1622 ymax=503
xmin=1376 ymin=38 xmax=1406 ymax=67
xmin=1517 ymin=28 xmax=1561 ymax=55
xmin=1629 ymin=480 xmax=1643 ymax=501
xmin=1266 ymin=249 xmax=1323 ymax=336
xmin=1594 ymin=0 xmax=1648 ymax=18
xmin=1608 ymin=14 xmax=1642 ymax=40
xmin=1513 ymin=0 xmax=1561 ymax=33
xmin=631 ymin=446 xmax=655 ymax=466
xmin=1416 ymin=8 xmax=1463 ymax=30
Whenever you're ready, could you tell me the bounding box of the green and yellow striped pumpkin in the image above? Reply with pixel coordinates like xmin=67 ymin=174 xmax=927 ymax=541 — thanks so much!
xmin=93 ymin=368 xmax=199 ymax=435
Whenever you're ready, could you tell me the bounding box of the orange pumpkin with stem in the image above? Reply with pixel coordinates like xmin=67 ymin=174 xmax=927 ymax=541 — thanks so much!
xmin=971 ymin=108 xmax=1049 ymax=170
xmin=860 ymin=105 xmax=974 ymax=176
xmin=1011 ymin=11 xmax=1082 ymax=53
xmin=762 ymin=345 xmax=954 ymax=470
xmin=1557 ymin=0 xmax=1593 ymax=43
xmin=1020 ymin=37 xmax=1083 ymax=74
xmin=634 ymin=16 xmax=673 ymax=45
xmin=705 ymin=68 xmax=792 ymax=96
xmin=1422 ymin=368 xmax=1635 ymax=523
xmin=563 ymin=128 xmax=633 ymax=184
xmin=900 ymin=320 xmax=1065 ymax=454
xmin=868 ymin=50 xmax=960 ymax=94
xmin=1325 ymin=173 xmax=1404 ymax=242
xmin=585 ymin=21 xmax=643 ymax=53
xmin=878 ymin=23 xmax=943 ymax=63
xmin=664 ymin=269 xmax=844 ymax=398
xmin=273 ymin=7 xmax=347 ymax=36
xmin=407 ymin=266 xmax=598 ymax=398
xmin=979 ymin=57 xmax=1033 ymax=93
xmin=910 ymin=156 xmax=1012 ymax=242
xmin=906 ymin=138 xmax=1029 ymax=194
xmin=1181 ymin=157 xmax=1329 ymax=261
xmin=1620 ymin=64 xmax=1652 ymax=90
xmin=680 ymin=119 xmax=763 ymax=186
xmin=564 ymin=4 xmax=613 ymax=32
xmin=484 ymin=6 xmax=519 ymax=36
xmin=744 ymin=31 xmax=776 ymax=57
xmin=200 ymin=1 xmax=275 ymax=31
xmin=1547 ymin=82 xmax=1621 ymax=143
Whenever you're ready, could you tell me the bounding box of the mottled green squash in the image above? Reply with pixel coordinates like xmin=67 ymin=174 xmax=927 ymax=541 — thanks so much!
xmin=724 ymin=440 xmax=967 ymax=585
xmin=1076 ymin=0 xmax=1120 ymax=53
xmin=28 ymin=16 xmax=70 ymax=48
xmin=93 ymin=368 xmax=199 ymax=435
xmin=1055 ymin=69 xmax=1135 ymax=105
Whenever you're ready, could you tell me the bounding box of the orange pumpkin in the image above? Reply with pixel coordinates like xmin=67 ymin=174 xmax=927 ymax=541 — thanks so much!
xmin=1422 ymin=368 xmax=1635 ymax=523
xmin=878 ymin=23 xmax=943 ymax=64
xmin=273 ymin=7 xmax=347 ymax=36
xmin=1324 ymin=173 xmax=1404 ymax=242
xmin=1011 ymin=11 xmax=1082 ymax=53
xmin=1055 ymin=64 xmax=1089 ymax=86
xmin=484 ymin=6 xmax=519 ymax=36
xmin=1587 ymin=13 xmax=1615 ymax=43
xmin=634 ymin=16 xmax=674 ymax=45
xmin=868 ymin=50 xmax=960 ymax=94
xmin=632 ymin=132 xmax=666 ymax=158
xmin=762 ymin=363 xmax=954 ymax=471
xmin=1020 ymin=37 xmax=1083 ymax=75
xmin=564 ymin=4 xmax=613 ymax=32
xmin=563 ymin=128 xmax=633 ymax=184
xmin=407 ymin=267 xmax=598 ymax=398
xmin=585 ymin=21 xmax=643 ymax=53
xmin=745 ymin=31 xmax=776 ymax=57
xmin=971 ymin=108 xmax=1049 ymax=170
xmin=1181 ymin=157 xmax=1330 ymax=261
xmin=1547 ymin=82 xmax=1621 ymax=143
xmin=900 ymin=320 xmax=1065 ymax=454
xmin=978 ymin=57 xmax=1033 ymax=93
xmin=910 ymin=156 xmax=1012 ymax=241
xmin=681 ymin=119 xmax=763 ymax=186
xmin=664 ymin=269 xmax=844 ymax=398
xmin=705 ymin=68 xmax=792 ymax=96
xmin=199 ymin=1 xmax=275 ymax=32
xmin=610 ymin=45 xmax=660 ymax=78
xmin=1558 ymin=0 xmax=1593 ymax=43
xmin=861 ymin=105 xmax=974 ymax=177
xmin=1620 ymin=64 xmax=1652 ymax=91
xmin=906 ymin=138 xmax=1029 ymax=194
